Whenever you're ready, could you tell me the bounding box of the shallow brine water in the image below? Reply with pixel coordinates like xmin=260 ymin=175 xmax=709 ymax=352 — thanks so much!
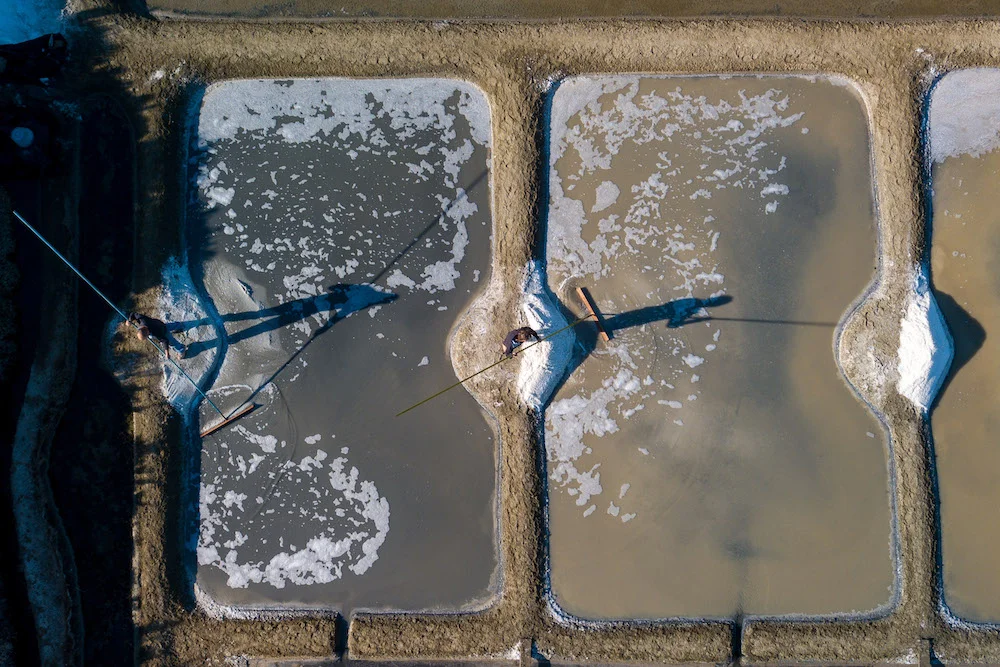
xmin=928 ymin=69 xmax=1000 ymax=623
xmin=182 ymin=78 xmax=497 ymax=613
xmin=541 ymin=75 xmax=891 ymax=619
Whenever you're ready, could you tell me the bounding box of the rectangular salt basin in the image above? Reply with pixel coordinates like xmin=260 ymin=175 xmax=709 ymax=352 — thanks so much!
xmin=180 ymin=78 xmax=497 ymax=613
xmin=542 ymin=75 xmax=892 ymax=619
xmin=928 ymin=69 xmax=1000 ymax=623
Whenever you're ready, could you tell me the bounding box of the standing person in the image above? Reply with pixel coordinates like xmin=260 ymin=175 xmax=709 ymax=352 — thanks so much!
xmin=499 ymin=326 xmax=541 ymax=360
xmin=127 ymin=312 xmax=186 ymax=361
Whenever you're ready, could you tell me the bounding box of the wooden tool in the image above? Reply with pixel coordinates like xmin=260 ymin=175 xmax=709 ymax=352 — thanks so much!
xmin=199 ymin=402 xmax=259 ymax=438
xmin=576 ymin=286 xmax=611 ymax=342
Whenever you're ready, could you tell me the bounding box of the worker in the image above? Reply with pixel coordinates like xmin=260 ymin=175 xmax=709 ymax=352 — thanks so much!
xmin=499 ymin=326 xmax=540 ymax=360
xmin=127 ymin=312 xmax=186 ymax=361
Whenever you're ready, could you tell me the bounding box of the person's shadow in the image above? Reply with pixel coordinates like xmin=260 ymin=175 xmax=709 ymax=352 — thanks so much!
xmin=548 ymin=293 xmax=735 ymax=402
xmin=176 ymin=283 xmax=395 ymax=356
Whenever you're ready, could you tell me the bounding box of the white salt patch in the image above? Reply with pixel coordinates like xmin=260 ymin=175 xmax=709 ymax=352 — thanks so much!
xmin=418 ymin=194 xmax=473 ymax=293
xmin=234 ymin=426 xmax=278 ymax=453
xmin=619 ymin=483 xmax=630 ymax=499
xmin=621 ymin=513 xmax=637 ymax=523
xmin=592 ymin=181 xmax=621 ymax=213
xmin=765 ymin=201 xmax=779 ymax=214
xmin=638 ymin=448 xmax=649 ymax=455
xmin=866 ymin=432 xmax=876 ymax=439
xmin=304 ymin=434 xmax=322 ymax=445
xmin=199 ymin=448 xmax=390 ymax=588
xmin=760 ymin=183 xmax=789 ymax=196
xmin=607 ymin=502 xmax=620 ymax=517
xmin=385 ymin=269 xmax=416 ymax=289
xmin=418 ymin=356 xmax=429 ymax=367
xmin=583 ymin=504 xmax=596 ymax=517
xmin=199 ymin=79 xmax=490 ymax=149
xmin=930 ymin=69 xmax=1000 ymax=163
xmin=897 ymin=268 xmax=953 ymax=411
xmin=682 ymin=354 xmax=705 ymax=368
xmin=205 ymin=187 xmax=236 ymax=208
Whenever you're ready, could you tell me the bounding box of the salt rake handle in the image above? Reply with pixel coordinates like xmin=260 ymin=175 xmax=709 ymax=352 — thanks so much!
xmin=396 ymin=312 xmax=595 ymax=417
xmin=576 ymin=286 xmax=611 ymax=342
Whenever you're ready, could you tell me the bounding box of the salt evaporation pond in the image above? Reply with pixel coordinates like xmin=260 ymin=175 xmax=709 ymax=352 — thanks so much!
xmin=182 ymin=79 xmax=496 ymax=613
xmin=539 ymin=75 xmax=891 ymax=619
xmin=928 ymin=69 xmax=1000 ymax=623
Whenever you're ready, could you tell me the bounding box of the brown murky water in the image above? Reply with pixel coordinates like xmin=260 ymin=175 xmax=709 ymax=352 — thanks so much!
xmin=929 ymin=138 xmax=1000 ymax=623
xmin=544 ymin=76 xmax=891 ymax=619
xmin=184 ymin=79 xmax=497 ymax=613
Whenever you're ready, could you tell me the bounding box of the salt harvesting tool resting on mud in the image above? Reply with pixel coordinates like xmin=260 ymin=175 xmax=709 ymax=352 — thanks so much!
xmin=11 ymin=209 xmax=258 ymax=438
xmin=397 ymin=287 xmax=612 ymax=417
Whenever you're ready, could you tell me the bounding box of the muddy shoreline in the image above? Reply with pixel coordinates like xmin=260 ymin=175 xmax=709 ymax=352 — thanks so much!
xmin=51 ymin=6 xmax=1000 ymax=664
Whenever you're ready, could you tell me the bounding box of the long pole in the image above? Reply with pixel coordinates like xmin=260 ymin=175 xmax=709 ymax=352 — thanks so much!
xmin=396 ymin=313 xmax=594 ymax=417
xmin=12 ymin=209 xmax=225 ymax=417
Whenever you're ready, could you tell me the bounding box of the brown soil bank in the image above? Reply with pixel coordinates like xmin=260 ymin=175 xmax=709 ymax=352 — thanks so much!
xmin=61 ymin=6 xmax=1000 ymax=665
xmin=144 ymin=0 xmax=1000 ymax=20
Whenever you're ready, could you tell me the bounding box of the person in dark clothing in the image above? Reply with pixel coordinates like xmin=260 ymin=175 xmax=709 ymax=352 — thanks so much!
xmin=127 ymin=313 xmax=186 ymax=361
xmin=499 ymin=326 xmax=541 ymax=360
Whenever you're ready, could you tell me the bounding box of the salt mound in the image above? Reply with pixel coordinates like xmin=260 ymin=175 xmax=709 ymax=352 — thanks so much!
xmin=516 ymin=261 xmax=574 ymax=410
xmin=897 ymin=268 xmax=953 ymax=410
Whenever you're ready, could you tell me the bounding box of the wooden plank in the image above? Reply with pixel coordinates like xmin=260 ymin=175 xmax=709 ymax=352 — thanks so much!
xmin=576 ymin=286 xmax=611 ymax=342
xmin=199 ymin=402 xmax=258 ymax=438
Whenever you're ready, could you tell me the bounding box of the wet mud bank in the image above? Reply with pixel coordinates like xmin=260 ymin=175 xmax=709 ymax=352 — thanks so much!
xmin=74 ymin=10 xmax=1000 ymax=665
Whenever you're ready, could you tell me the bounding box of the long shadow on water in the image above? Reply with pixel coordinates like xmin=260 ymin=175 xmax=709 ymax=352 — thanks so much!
xmin=176 ymin=283 xmax=396 ymax=354
xmin=547 ymin=293 xmax=735 ymax=402
xmin=176 ymin=283 xmax=396 ymax=406
xmin=931 ymin=289 xmax=986 ymax=411
xmin=547 ymin=291 xmax=842 ymax=407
